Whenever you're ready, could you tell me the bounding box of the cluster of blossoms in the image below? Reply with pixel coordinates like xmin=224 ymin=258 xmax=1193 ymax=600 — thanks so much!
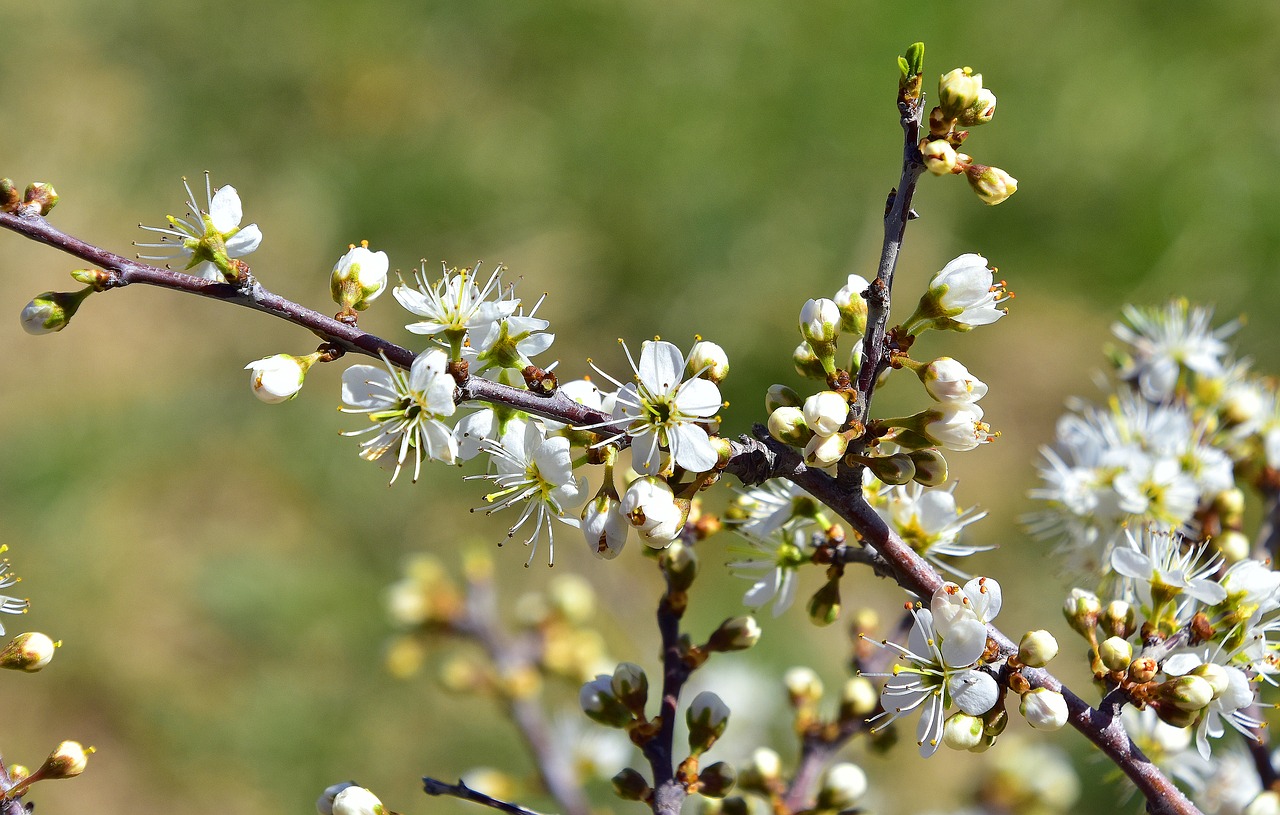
xmin=864 ymin=578 xmax=1065 ymax=757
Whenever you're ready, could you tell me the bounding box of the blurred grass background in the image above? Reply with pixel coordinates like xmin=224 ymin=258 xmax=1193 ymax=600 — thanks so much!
xmin=1 ymin=1 xmax=1278 ymax=813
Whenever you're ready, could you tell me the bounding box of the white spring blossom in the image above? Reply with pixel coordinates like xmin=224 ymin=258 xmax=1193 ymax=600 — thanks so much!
xmin=340 ymin=349 xmax=458 ymax=482
xmin=727 ymin=528 xmax=810 ymax=617
xmin=394 ymin=261 xmax=515 ymax=343
xmin=136 ymin=174 xmax=262 ymax=281
xmin=1112 ymin=300 xmax=1237 ymax=402
xmin=874 ymin=483 xmax=992 ymax=575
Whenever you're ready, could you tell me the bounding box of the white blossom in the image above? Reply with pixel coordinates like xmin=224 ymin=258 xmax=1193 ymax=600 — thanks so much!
xmin=1113 ymin=300 xmax=1237 ymax=402
xmin=1111 ymin=527 xmax=1227 ymax=608
xmin=394 ymin=261 xmax=515 ymax=342
xmin=136 ymin=174 xmax=262 ymax=281
xmin=728 ymin=528 xmax=809 ymax=617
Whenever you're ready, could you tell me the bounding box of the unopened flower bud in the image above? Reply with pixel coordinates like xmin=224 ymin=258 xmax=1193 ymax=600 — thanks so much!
xmin=919 ymin=357 xmax=988 ymax=404
xmin=816 ymin=763 xmax=867 ymax=810
xmin=687 ymin=691 xmax=730 ymax=753
xmin=1246 ymin=791 xmax=1280 ymax=815
xmin=1154 ymin=701 xmax=1199 ymax=728
xmin=0 ymin=178 xmax=18 ymax=211
xmin=833 ymin=274 xmax=870 ymax=337
xmin=5 ymin=765 xmax=29 ymax=785
xmin=907 ymin=448 xmax=948 ymax=486
xmin=957 ymin=88 xmax=997 ymax=127
xmin=1063 ymin=588 xmax=1101 ymax=638
xmin=1128 ymin=656 xmax=1158 ymax=684
xmin=621 ymin=477 xmax=686 ymax=548
xmin=0 ymin=632 xmax=57 ymax=672
xmin=807 ymin=577 xmax=841 ymax=627
xmin=938 ymin=68 xmax=983 ymax=119
xmin=965 ymin=164 xmax=1018 ymax=205
xmin=611 ymin=768 xmax=650 ymax=801
xmin=1100 ymin=600 xmax=1137 ymax=639
xmin=793 ymin=342 xmax=828 ymax=380
xmin=803 ymin=391 xmax=848 ymax=437
xmin=804 ymin=432 xmax=848 ymax=469
xmin=1190 ymin=662 xmax=1230 ymax=698
xmin=1214 ymin=530 xmax=1250 ymax=564
xmin=799 ymin=298 xmax=841 ymax=347
xmin=330 ymin=242 xmax=389 ymax=312
xmin=737 ymin=748 xmax=781 ymax=792
xmin=20 ymin=288 xmax=90 ymax=334
xmin=919 ymin=404 xmax=990 ymax=452
xmin=661 ymin=541 xmax=698 ymax=591
xmin=698 ymin=762 xmax=736 ymax=798
xmin=1019 ymin=688 xmax=1068 ymax=731
xmin=318 ymin=782 xmax=357 ymax=815
xmin=784 ymin=666 xmax=823 ymax=706
xmin=942 ymin=712 xmax=984 ymax=750
xmin=331 ymin=785 xmax=388 ymax=815
xmin=921 ymin=139 xmax=958 ymax=176
xmin=765 ymin=384 xmax=802 ymax=412
xmin=1017 ymin=629 xmax=1058 ymax=668
xmin=1160 ymin=675 xmax=1214 ymax=712
xmin=37 ymin=740 xmax=92 ymax=780
xmin=687 ymin=340 xmax=729 ymax=384
xmin=1099 ymin=637 xmax=1133 ymax=672
xmin=245 ymin=353 xmax=316 ymax=404
xmin=611 ymin=662 xmax=649 ymax=713
xmin=582 ymin=492 xmax=629 ymax=560
xmin=768 ymin=406 xmax=812 ymax=447
xmin=580 ymin=674 xmax=634 ymax=727
xmin=840 ymin=676 xmax=879 ymax=719
xmin=23 ymin=182 xmax=58 ymax=215
xmin=706 ymin=616 xmax=762 ymax=652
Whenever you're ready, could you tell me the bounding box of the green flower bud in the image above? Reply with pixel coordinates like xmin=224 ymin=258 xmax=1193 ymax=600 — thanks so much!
xmin=611 ymin=768 xmax=650 ymax=802
xmin=1017 ymin=629 xmax=1059 ymax=668
xmin=862 ymin=453 xmax=916 ymax=485
xmin=580 ymin=674 xmax=634 ymax=727
xmin=907 ymin=448 xmax=948 ymax=486
xmin=765 ymin=384 xmax=802 ymax=412
xmin=1063 ymin=588 xmax=1101 ymax=639
xmin=698 ymin=762 xmax=736 ymax=799
xmin=833 ymin=274 xmax=870 ymax=337
xmin=768 ymin=406 xmax=813 ymax=446
xmin=1099 ymin=636 xmax=1133 ymax=672
xmin=942 ymin=712 xmax=984 ymax=750
xmin=706 ymin=616 xmax=762 ymax=652
xmin=793 ymin=342 xmax=828 ymax=380
xmin=661 ymin=541 xmax=698 ymax=592
xmin=1100 ymin=600 xmax=1137 ymax=640
xmin=965 ymin=163 xmax=1018 ymax=205
xmin=611 ymin=662 xmax=649 ymax=714
xmin=807 ymin=577 xmax=842 ymax=627
xmin=1159 ymin=674 xmax=1214 ymax=712
xmin=687 ymin=691 xmax=730 ymax=754
xmin=20 ymin=288 xmax=91 ymax=334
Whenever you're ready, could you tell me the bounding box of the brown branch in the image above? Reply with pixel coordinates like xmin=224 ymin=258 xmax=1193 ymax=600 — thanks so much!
xmin=423 ymin=776 xmax=551 ymax=815
xmin=1254 ymin=485 xmax=1280 ymax=563
xmin=641 ymin=557 xmax=694 ymax=815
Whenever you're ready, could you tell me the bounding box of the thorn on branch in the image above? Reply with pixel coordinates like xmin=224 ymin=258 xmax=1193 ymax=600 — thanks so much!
xmin=423 ymin=776 xmax=550 ymax=815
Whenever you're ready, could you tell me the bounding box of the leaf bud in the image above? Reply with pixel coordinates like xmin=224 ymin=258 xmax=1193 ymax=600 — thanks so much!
xmin=765 ymin=384 xmax=802 ymax=412
xmin=20 ymin=288 xmax=91 ymax=334
xmin=815 ymin=763 xmax=867 ymax=810
xmin=687 ymin=691 xmax=730 ymax=754
xmin=1018 ymin=688 xmax=1068 ymax=731
xmin=768 ymin=406 xmax=812 ymax=447
xmin=23 ymin=182 xmax=58 ymax=215
xmin=70 ymin=268 xmax=113 ymax=290
xmin=611 ymin=768 xmax=651 ymax=802
xmin=802 ymin=391 xmax=848 ymax=437
xmin=1159 ymin=675 xmax=1215 ymax=712
xmin=806 ymin=576 xmax=842 ymax=627
xmin=907 ymin=448 xmax=948 ymax=486
xmin=784 ymin=666 xmax=823 ymax=707
xmin=965 ymin=163 xmax=1018 ymax=205
xmin=1063 ymin=588 xmax=1101 ymax=638
xmin=942 ymin=711 xmax=984 ymax=751
xmin=706 ymin=616 xmax=762 ymax=653
xmin=330 ymin=242 xmax=389 ymax=312
xmin=687 ymin=340 xmax=729 ymax=384
xmin=839 ymin=676 xmax=879 ymax=719
xmin=0 ymin=178 xmax=18 ymax=210
xmin=833 ymin=274 xmax=870 ymax=337
xmin=698 ymin=762 xmax=736 ymax=798
xmin=611 ymin=662 xmax=649 ymax=714
xmin=0 ymin=632 xmax=57 ymax=672
xmin=920 ymin=139 xmax=958 ymax=176
xmin=1017 ymin=629 xmax=1058 ymax=668
xmin=938 ymin=68 xmax=983 ymax=119
xmin=580 ymin=674 xmax=634 ymax=727
xmin=1099 ymin=636 xmax=1133 ymax=672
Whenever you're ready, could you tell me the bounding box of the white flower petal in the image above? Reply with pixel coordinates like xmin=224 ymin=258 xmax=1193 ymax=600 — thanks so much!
xmin=209 ymin=186 xmax=243 ymax=233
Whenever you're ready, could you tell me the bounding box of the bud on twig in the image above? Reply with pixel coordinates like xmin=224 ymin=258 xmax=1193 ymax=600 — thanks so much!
xmin=0 ymin=632 xmax=57 ymax=672
xmin=687 ymin=691 xmax=730 ymax=754
xmin=706 ymin=616 xmax=762 ymax=653
xmin=20 ymin=288 xmax=91 ymax=334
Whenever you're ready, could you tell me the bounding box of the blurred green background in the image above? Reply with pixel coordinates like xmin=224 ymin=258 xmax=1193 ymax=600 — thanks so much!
xmin=2 ymin=2 xmax=1278 ymax=813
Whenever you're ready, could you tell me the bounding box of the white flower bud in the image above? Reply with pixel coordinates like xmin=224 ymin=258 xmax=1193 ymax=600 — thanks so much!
xmin=768 ymin=406 xmax=813 ymax=446
xmin=1017 ymin=629 xmax=1058 ymax=668
xmin=1019 ymin=688 xmax=1068 ymax=731
xmin=966 ymin=164 xmax=1018 ymax=205
xmin=20 ymin=289 xmax=88 ymax=334
xmin=330 ymin=242 xmax=389 ymax=312
xmin=921 ymin=139 xmax=958 ymax=176
xmin=1099 ymin=636 xmax=1133 ymax=672
xmin=922 ymin=403 xmax=990 ymax=451
xmin=833 ymin=274 xmax=870 ymax=336
xmin=748 ymin=747 xmax=781 ymax=781
xmin=245 ymin=353 xmax=314 ymax=404
xmin=958 ymin=87 xmax=996 ymax=126
xmin=620 ymin=477 xmax=685 ymax=548
xmin=1161 ymin=674 xmax=1215 ymax=712
xmin=802 ymin=391 xmax=848 ymax=437
xmin=687 ymin=340 xmax=729 ymax=384
xmin=804 ymin=431 xmax=848 ymax=468
xmin=37 ymin=740 xmax=92 ymax=780
xmin=816 ymin=763 xmax=867 ymax=809
xmin=1246 ymin=791 xmax=1280 ymax=815
xmin=687 ymin=691 xmax=730 ymax=752
xmin=799 ymin=298 xmax=841 ymax=346
xmin=317 ymin=782 xmax=357 ymax=815
xmin=840 ymin=676 xmax=879 ymax=718
xmin=331 ymin=785 xmax=387 ymax=815
xmin=581 ymin=492 xmax=629 ymax=560
xmin=919 ymin=358 xmax=988 ymax=404
xmin=784 ymin=666 xmax=823 ymax=704
xmin=938 ymin=68 xmax=983 ymax=118
xmin=1191 ymin=662 xmax=1231 ymax=699
xmin=942 ymin=712 xmax=984 ymax=750
xmin=1063 ymin=588 xmax=1102 ymax=636
xmin=793 ymin=341 xmax=827 ymax=380
xmin=765 ymin=383 xmax=802 ymax=412
xmin=0 ymin=632 xmax=57 ymax=672
xmin=580 ymin=674 xmax=633 ymax=727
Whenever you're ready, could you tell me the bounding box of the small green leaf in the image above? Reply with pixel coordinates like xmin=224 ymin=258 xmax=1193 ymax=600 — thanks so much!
xmin=905 ymin=41 xmax=925 ymax=75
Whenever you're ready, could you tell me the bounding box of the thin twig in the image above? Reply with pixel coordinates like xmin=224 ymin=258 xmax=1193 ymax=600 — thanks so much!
xmin=642 ymin=560 xmax=694 ymax=815
xmin=1254 ymin=485 xmax=1280 ymax=563
xmin=423 ymin=776 xmax=551 ymax=815
xmin=1243 ymin=707 xmax=1277 ymax=789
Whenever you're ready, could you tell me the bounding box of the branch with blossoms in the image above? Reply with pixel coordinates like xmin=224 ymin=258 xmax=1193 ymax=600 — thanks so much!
xmin=9 ymin=40 xmax=1279 ymax=815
